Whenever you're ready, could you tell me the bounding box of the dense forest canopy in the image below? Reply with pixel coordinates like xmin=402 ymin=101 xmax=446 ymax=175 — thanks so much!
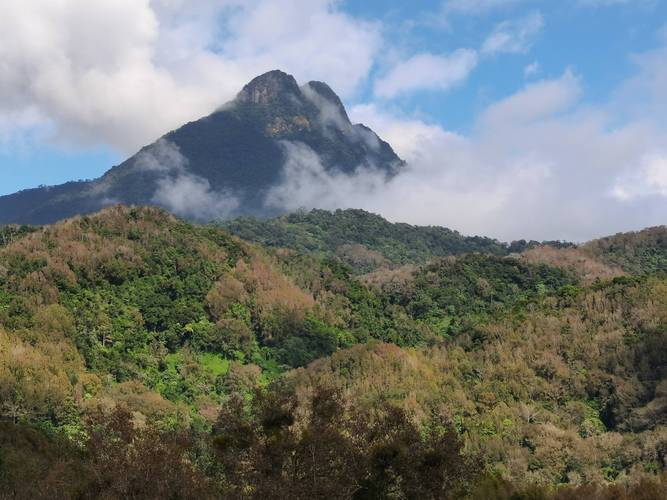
xmin=218 ymin=208 xmax=511 ymax=273
xmin=219 ymin=209 xmax=666 ymax=277
xmin=0 ymin=205 xmax=665 ymax=498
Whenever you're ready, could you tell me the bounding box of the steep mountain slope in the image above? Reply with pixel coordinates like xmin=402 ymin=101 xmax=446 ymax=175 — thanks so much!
xmin=0 ymin=71 xmax=402 ymax=225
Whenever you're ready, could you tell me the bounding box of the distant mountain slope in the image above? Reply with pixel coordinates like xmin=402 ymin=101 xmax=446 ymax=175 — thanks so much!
xmin=521 ymin=226 xmax=667 ymax=281
xmin=583 ymin=225 xmax=667 ymax=275
xmin=0 ymin=70 xmax=403 ymax=225
xmin=220 ymin=208 xmax=667 ymax=281
xmin=219 ymin=208 xmax=510 ymax=272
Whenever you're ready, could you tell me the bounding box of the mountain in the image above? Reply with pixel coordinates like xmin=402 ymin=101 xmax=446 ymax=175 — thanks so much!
xmin=582 ymin=225 xmax=667 ymax=275
xmin=0 ymin=70 xmax=403 ymax=225
xmin=520 ymin=225 xmax=667 ymax=284
xmin=221 ymin=209 xmax=667 ymax=281
xmin=1 ymin=205 xmax=666 ymax=498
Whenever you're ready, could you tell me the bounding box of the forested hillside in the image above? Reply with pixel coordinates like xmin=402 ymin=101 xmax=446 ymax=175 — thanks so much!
xmin=219 ymin=208 xmax=589 ymax=274
xmin=219 ymin=208 xmax=510 ymax=272
xmin=293 ymin=276 xmax=667 ymax=485
xmin=220 ymin=210 xmax=667 ymax=280
xmin=584 ymin=226 xmax=667 ymax=275
xmin=520 ymin=226 xmax=667 ymax=285
xmin=1 ymin=206 xmax=665 ymax=499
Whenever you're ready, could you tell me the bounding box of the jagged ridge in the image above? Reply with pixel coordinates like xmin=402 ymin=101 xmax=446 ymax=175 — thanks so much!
xmin=0 ymin=70 xmax=403 ymax=225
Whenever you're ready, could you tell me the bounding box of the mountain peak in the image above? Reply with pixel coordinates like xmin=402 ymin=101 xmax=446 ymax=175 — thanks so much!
xmin=0 ymin=70 xmax=404 ymax=225
xmin=236 ymin=69 xmax=301 ymax=105
xmin=302 ymin=81 xmax=350 ymax=124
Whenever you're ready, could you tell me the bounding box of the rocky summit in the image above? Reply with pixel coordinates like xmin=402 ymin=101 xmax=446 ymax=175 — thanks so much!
xmin=0 ymin=70 xmax=403 ymax=225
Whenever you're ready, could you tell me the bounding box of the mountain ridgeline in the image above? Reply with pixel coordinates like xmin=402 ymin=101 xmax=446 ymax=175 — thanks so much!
xmin=219 ymin=208 xmax=510 ymax=273
xmin=219 ymin=208 xmax=586 ymax=273
xmin=0 ymin=70 xmax=403 ymax=225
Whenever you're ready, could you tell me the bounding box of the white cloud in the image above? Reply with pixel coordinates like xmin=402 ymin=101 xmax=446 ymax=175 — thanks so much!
xmin=373 ymin=50 xmax=478 ymax=99
xmin=480 ymin=69 xmax=580 ymax=126
xmin=220 ymin=1 xmax=381 ymax=99
xmin=613 ymin=37 xmax=667 ymax=122
xmin=153 ymin=174 xmax=239 ymax=221
xmin=0 ymin=0 xmax=381 ymax=153
xmin=612 ymin=153 xmax=667 ymax=200
xmin=127 ymin=138 xmax=240 ymax=221
xmin=301 ymin=83 xmax=351 ymax=133
xmin=134 ymin=138 xmax=188 ymax=173
xmin=524 ymin=61 xmax=540 ymax=78
xmin=2 ymin=0 xmax=667 ymax=241
xmin=329 ymin=63 xmax=666 ymax=241
xmin=481 ymin=12 xmax=544 ymax=55
xmin=264 ymin=141 xmax=387 ymax=213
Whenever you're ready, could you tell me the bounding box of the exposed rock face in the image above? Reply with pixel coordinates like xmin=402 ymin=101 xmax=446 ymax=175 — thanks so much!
xmin=237 ymin=70 xmax=302 ymax=105
xmin=0 ymin=70 xmax=404 ymax=225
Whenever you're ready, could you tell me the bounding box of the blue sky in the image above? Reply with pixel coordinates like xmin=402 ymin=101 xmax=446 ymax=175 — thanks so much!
xmin=349 ymin=1 xmax=667 ymax=135
xmin=1 ymin=0 xmax=666 ymax=239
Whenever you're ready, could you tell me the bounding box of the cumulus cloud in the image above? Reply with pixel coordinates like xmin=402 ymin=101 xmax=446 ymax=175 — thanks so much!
xmin=481 ymin=12 xmax=544 ymax=55
xmin=374 ymin=50 xmax=478 ymax=99
xmin=261 ymin=57 xmax=667 ymax=241
xmin=360 ymin=67 xmax=666 ymax=240
xmin=0 ymin=0 xmax=381 ymax=153
xmin=220 ymin=1 xmax=381 ymax=98
xmin=3 ymin=1 xmax=667 ymax=241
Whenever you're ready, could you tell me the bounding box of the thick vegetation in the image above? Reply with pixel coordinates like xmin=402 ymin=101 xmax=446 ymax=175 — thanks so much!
xmin=583 ymin=226 xmax=667 ymax=275
xmin=0 ymin=206 xmax=435 ymax=427
xmin=379 ymin=254 xmax=576 ymax=336
xmin=219 ymin=208 xmax=510 ymax=272
xmin=1 ymin=206 xmax=666 ymax=499
xmin=0 ymin=224 xmax=37 ymax=248
xmin=293 ymin=277 xmax=667 ymax=486
xmin=521 ymin=226 xmax=667 ymax=282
